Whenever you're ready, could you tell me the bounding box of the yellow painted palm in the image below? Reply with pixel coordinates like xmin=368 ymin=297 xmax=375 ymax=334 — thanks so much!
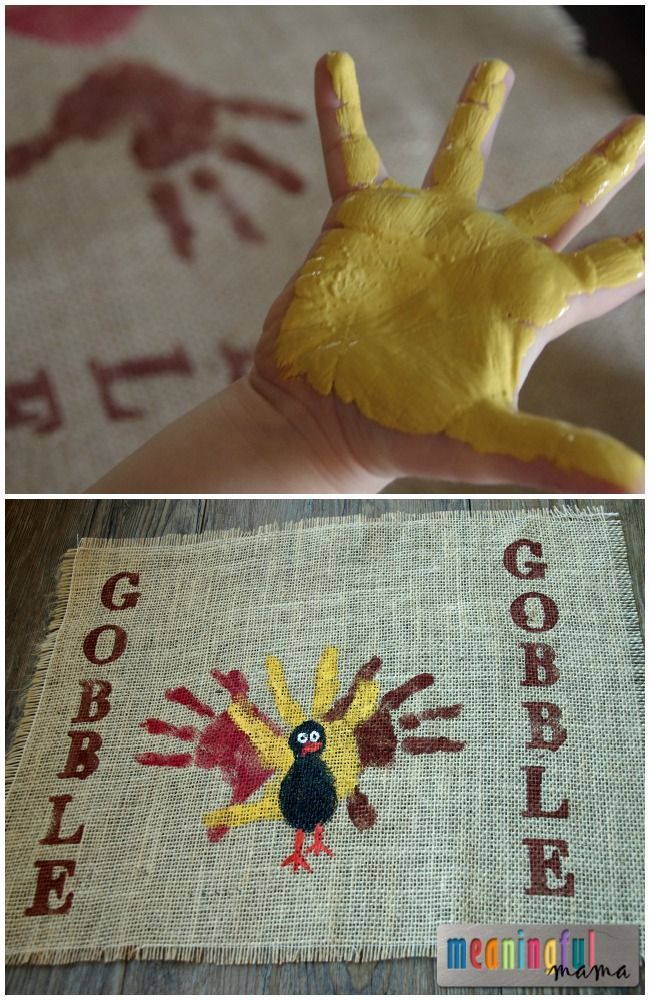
xmin=272 ymin=53 xmax=645 ymax=491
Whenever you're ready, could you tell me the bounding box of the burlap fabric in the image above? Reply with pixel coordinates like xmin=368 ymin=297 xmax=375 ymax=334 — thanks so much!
xmin=5 ymin=510 xmax=643 ymax=965
xmin=6 ymin=7 xmax=644 ymax=492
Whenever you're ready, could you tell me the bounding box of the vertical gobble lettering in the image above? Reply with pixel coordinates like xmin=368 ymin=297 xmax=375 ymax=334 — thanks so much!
xmin=100 ymin=572 xmax=141 ymax=611
xmin=39 ymin=795 xmax=85 ymax=845
xmin=522 ymin=837 xmax=575 ymax=897
xmin=521 ymin=765 xmax=569 ymax=818
xmin=24 ymin=859 xmax=76 ymax=916
xmin=72 ymin=679 xmax=112 ymax=723
xmin=510 ymin=592 xmax=559 ymax=633
xmin=57 ymin=731 xmax=103 ymax=780
xmin=519 ymin=643 xmax=559 ymax=686
xmin=82 ymin=625 xmax=127 ymax=665
xmin=522 ymin=702 xmax=567 ymax=752
xmin=503 ymin=539 xmax=548 ymax=580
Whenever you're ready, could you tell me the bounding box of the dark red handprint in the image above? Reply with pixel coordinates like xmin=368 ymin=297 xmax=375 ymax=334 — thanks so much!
xmin=6 ymin=5 xmax=143 ymax=45
xmin=6 ymin=61 xmax=306 ymax=258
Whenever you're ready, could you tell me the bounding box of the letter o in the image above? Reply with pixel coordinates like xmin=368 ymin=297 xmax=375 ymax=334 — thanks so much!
xmin=83 ymin=625 xmax=128 ymax=665
xmin=510 ymin=592 xmax=559 ymax=633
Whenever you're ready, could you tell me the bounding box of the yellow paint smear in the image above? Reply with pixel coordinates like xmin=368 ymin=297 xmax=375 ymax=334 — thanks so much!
xmin=276 ymin=54 xmax=645 ymax=490
xmin=430 ymin=59 xmax=509 ymax=196
xmin=311 ymin=645 xmax=339 ymax=717
xmin=266 ymin=655 xmax=304 ymax=728
xmin=322 ymin=719 xmax=362 ymax=799
xmin=227 ymin=699 xmax=292 ymax=772
xmin=203 ymin=779 xmax=282 ymax=829
xmin=326 ymin=51 xmax=381 ymax=187
xmin=341 ymin=680 xmax=380 ymax=729
xmin=505 ymin=117 xmax=645 ymax=239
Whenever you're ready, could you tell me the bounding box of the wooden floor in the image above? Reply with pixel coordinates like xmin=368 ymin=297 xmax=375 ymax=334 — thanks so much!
xmin=5 ymin=498 xmax=644 ymax=995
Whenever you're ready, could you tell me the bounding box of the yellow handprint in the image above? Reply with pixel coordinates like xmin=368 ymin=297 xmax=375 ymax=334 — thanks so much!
xmin=275 ymin=54 xmax=644 ymax=490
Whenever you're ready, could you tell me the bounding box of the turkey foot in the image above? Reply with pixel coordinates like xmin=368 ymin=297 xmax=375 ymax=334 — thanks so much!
xmin=306 ymin=823 xmax=334 ymax=858
xmin=280 ymin=829 xmax=313 ymax=873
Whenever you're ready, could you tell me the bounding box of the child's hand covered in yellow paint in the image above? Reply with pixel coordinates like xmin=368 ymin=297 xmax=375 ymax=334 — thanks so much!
xmin=252 ymin=53 xmax=644 ymax=492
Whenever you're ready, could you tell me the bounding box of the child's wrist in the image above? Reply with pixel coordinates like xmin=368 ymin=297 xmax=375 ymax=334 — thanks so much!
xmin=244 ymin=373 xmax=388 ymax=494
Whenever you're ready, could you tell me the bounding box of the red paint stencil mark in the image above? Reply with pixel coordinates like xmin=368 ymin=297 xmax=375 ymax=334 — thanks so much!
xmin=6 ymin=61 xmax=306 ymax=254
xmin=165 ymin=686 xmax=215 ymax=718
xmin=211 ymin=669 xmax=249 ymax=699
xmin=399 ymin=705 xmax=463 ymax=729
xmin=401 ymin=736 xmax=466 ymax=755
xmin=6 ymin=6 xmax=143 ymax=45
xmin=218 ymin=342 xmax=254 ymax=382
xmin=149 ymin=180 xmax=194 ymax=259
xmin=89 ymin=346 xmax=193 ymax=420
xmin=6 ymin=369 xmax=63 ymax=434
xmin=136 ymin=752 xmax=193 ymax=768
xmin=140 ymin=719 xmax=197 ymax=741
xmin=192 ymin=167 xmax=264 ymax=243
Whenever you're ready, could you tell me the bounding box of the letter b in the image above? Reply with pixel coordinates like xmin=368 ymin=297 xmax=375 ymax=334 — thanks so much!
xmin=57 ymin=731 xmax=102 ymax=780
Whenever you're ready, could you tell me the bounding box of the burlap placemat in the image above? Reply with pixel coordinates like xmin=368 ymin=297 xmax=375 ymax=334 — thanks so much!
xmin=5 ymin=509 xmax=643 ymax=965
xmin=6 ymin=6 xmax=644 ymax=492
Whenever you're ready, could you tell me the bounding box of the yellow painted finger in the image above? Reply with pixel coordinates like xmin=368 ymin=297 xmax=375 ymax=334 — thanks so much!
xmin=203 ymin=780 xmax=282 ymax=829
xmin=448 ymin=401 xmax=644 ymax=493
xmin=326 ymin=51 xmax=382 ymax=189
xmin=567 ymin=230 xmax=644 ymax=292
xmin=228 ymin=700 xmax=292 ymax=772
xmin=504 ymin=117 xmax=645 ymax=240
xmin=427 ymin=59 xmax=510 ymax=197
xmin=311 ymin=646 xmax=340 ymax=718
xmin=322 ymin=720 xmax=363 ymax=798
xmin=266 ymin=655 xmax=305 ymax=728
xmin=342 ymin=680 xmax=380 ymax=729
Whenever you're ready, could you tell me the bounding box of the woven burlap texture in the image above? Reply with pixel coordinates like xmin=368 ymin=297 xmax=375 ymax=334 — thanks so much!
xmin=5 ymin=510 xmax=643 ymax=965
xmin=6 ymin=6 xmax=644 ymax=492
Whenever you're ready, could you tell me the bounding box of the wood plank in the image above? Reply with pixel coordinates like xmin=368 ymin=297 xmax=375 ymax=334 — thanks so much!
xmin=5 ymin=960 xmax=125 ymax=996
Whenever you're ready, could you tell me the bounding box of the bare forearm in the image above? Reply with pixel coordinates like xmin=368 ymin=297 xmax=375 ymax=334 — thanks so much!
xmin=88 ymin=378 xmax=385 ymax=494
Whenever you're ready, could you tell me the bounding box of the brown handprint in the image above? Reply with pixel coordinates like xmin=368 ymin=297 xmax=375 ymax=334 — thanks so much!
xmin=6 ymin=61 xmax=306 ymax=258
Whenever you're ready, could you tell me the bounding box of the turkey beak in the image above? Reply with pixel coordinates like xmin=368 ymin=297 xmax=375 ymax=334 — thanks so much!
xmin=301 ymin=741 xmax=323 ymax=756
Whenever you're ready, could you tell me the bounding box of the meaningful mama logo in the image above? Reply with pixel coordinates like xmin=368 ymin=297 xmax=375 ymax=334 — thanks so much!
xmin=437 ymin=924 xmax=639 ymax=988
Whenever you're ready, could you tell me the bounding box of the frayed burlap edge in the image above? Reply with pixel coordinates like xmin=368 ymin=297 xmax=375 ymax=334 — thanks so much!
xmin=5 ymin=546 xmax=77 ymax=798
xmin=75 ymin=506 xmax=619 ymax=551
xmin=6 ymin=507 xmax=644 ymax=966
xmin=603 ymin=514 xmax=645 ymax=728
xmin=7 ymin=940 xmax=444 ymax=967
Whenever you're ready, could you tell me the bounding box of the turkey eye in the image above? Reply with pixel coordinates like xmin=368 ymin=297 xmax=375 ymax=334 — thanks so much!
xmin=296 ymin=732 xmax=308 ymax=744
xmin=309 ymin=730 xmax=320 ymax=742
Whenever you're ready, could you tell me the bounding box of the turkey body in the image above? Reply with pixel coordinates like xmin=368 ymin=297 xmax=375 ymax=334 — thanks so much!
xmin=279 ymin=754 xmax=338 ymax=833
